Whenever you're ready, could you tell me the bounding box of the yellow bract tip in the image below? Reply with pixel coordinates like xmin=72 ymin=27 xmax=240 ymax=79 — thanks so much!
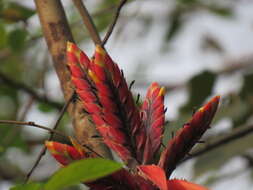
xmin=95 ymin=45 xmax=106 ymax=56
xmin=45 ymin=141 xmax=53 ymax=147
xmin=159 ymin=87 xmax=166 ymax=96
xmin=88 ymin=70 xmax=100 ymax=83
xmin=198 ymin=107 xmax=205 ymax=113
xmin=66 ymin=41 xmax=74 ymax=52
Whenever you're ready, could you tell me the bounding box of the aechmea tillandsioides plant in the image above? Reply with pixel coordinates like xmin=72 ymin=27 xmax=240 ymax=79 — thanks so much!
xmin=45 ymin=41 xmax=220 ymax=190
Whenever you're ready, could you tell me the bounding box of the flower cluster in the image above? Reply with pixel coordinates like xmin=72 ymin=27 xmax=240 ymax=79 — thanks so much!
xmin=45 ymin=42 xmax=220 ymax=190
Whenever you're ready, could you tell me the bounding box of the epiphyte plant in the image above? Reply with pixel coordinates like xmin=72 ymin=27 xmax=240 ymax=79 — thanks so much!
xmin=46 ymin=41 xmax=220 ymax=190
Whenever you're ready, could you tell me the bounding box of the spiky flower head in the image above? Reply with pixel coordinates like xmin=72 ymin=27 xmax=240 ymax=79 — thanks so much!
xmin=45 ymin=42 xmax=220 ymax=190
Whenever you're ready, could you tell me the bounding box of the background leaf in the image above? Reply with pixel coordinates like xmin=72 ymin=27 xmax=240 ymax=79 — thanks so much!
xmin=0 ymin=22 xmax=7 ymax=48
xmin=8 ymin=29 xmax=27 ymax=52
xmin=180 ymin=71 xmax=216 ymax=113
xmin=0 ymin=2 xmax=35 ymax=23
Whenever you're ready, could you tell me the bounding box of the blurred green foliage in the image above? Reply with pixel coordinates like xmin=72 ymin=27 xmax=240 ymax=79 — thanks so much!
xmin=0 ymin=1 xmax=35 ymax=23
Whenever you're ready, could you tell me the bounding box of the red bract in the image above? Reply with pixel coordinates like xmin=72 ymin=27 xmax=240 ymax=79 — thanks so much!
xmin=158 ymin=96 xmax=220 ymax=177
xmin=141 ymin=82 xmax=165 ymax=164
xmin=45 ymin=141 xmax=86 ymax=166
xmin=45 ymin=42 xmax=221 ymax=190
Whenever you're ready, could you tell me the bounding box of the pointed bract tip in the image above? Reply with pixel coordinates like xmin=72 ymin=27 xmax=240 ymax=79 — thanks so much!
xmin=159 ymin=87 xmax=166 ymax=97
xmin=199 ymin=95 xmax=220 ymax=113
xmin=45 ymin=141 xmax=53 ymax=148
xmin=66 ymin=41 xmax=74 ymax=52
xmin=149 ymin=82 xmax=165 ymax=95
xmin=95 ymin=45 xmax=106 ymax=56
xmin=213 ymin=95 xmax=220 ymax=102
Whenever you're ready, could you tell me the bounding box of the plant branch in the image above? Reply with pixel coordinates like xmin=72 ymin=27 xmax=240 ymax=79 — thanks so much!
xmin=102 ymin=0 xmax=127 ymax=46
xmin=181 ymin=125 xmax=253 ymax=164
xmin=73 ymin=0 xmax=102 ymax=45
xmin=0 ymin=71 xmax=62 ymax=109
xmin=34 ymin=0 xmax=112 ymax=159
xmin=0 ymin=120 xmax=67 ymax=139
xmin=25 ymin=93 xmax=74 ymax=182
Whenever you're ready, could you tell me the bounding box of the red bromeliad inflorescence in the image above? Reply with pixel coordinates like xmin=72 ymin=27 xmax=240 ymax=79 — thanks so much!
xmin=45 ymin=42 xmax=220 ymax=190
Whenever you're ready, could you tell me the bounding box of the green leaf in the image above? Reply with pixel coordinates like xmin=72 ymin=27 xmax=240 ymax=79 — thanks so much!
xmin=240 ymin=73 xmax=253 ymax=98
xmin=45 ymin=158 xmax=122 ymax=190
xmin=8 ymin=29 xmax=27 ymax=52
xmin=10 ymin=183 xmax=43 ymax=190
xmin=180 ymin=71 xmax=216 ymax=113
xmin=0 ymin=22 xmax=7 ymax=48
xmin=94 ymin=12 xmax=112 ymax=32
xmin=0 ymin=2 xmax=35 ymax=23
xmin=165 ymin=9 xmax=183 ymax=42
xmin=37 ymin=103 xmax=55 ymax=113
xmin=207 ymin=5 xmax=233 ymax=17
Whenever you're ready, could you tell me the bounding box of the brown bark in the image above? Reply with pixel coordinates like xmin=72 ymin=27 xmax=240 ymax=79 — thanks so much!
xmin=34 ymin=0 xmax=111 ymax=158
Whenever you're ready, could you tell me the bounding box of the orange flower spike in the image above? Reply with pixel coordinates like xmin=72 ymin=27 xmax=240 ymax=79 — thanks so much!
xmin=66 ymin=42 xmax=103 ymax=117
xmin=167 ymin=180 xmax=209 ymax=190
xmin=159 ymin=96 xmax=220 ymax=177
xmin=191 ymin=96 xmax=220 ymax=130
xmin=67 ymin=43 xmax=131 ymax=161
xmin=94 ymin=45 xmax=146 ymax=162
xmin=86 ymin=46 xmax=137 ymax=163
xmin=45 ymin=141 xmax=85 ymax=166
xmin=142 ymin=82 xmax=165 ymax=164
xmin=92 ymin=45 xmax=107 ymax=82
xmin=67 ymin=41 xmax=90 ymax=69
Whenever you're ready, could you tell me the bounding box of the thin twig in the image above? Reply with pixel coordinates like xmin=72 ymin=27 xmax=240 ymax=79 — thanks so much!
xmin=0 ymin=71 xmax=62 ymax=110
xmin=0 ymin=120 xmax=67 ymax=138
xmin=25 ymin=93 xmax=75 ymax=182
xmin=102 ymin=0 xmax=127 ymax=46
xmin=73 ymin=0 xmax=102 ymax=45
xmin=180 ymin=125 xmax=253 ymax=164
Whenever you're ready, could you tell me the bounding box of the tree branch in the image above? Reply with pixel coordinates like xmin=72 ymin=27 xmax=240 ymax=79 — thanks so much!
xmin=180 ymin=125 xmax=253 ymax=164
xmin=34 ymin=0 xmax=112 ymax=159
xmin=25 ymin=93 xmax=74 ymax=182
xmin=102 ymin=0 xmax=127 ymax=46
xmin=0 ymin=120 xmax=67 ymax=139
xmin=72 ymin=0 xmax=102 ymax=45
